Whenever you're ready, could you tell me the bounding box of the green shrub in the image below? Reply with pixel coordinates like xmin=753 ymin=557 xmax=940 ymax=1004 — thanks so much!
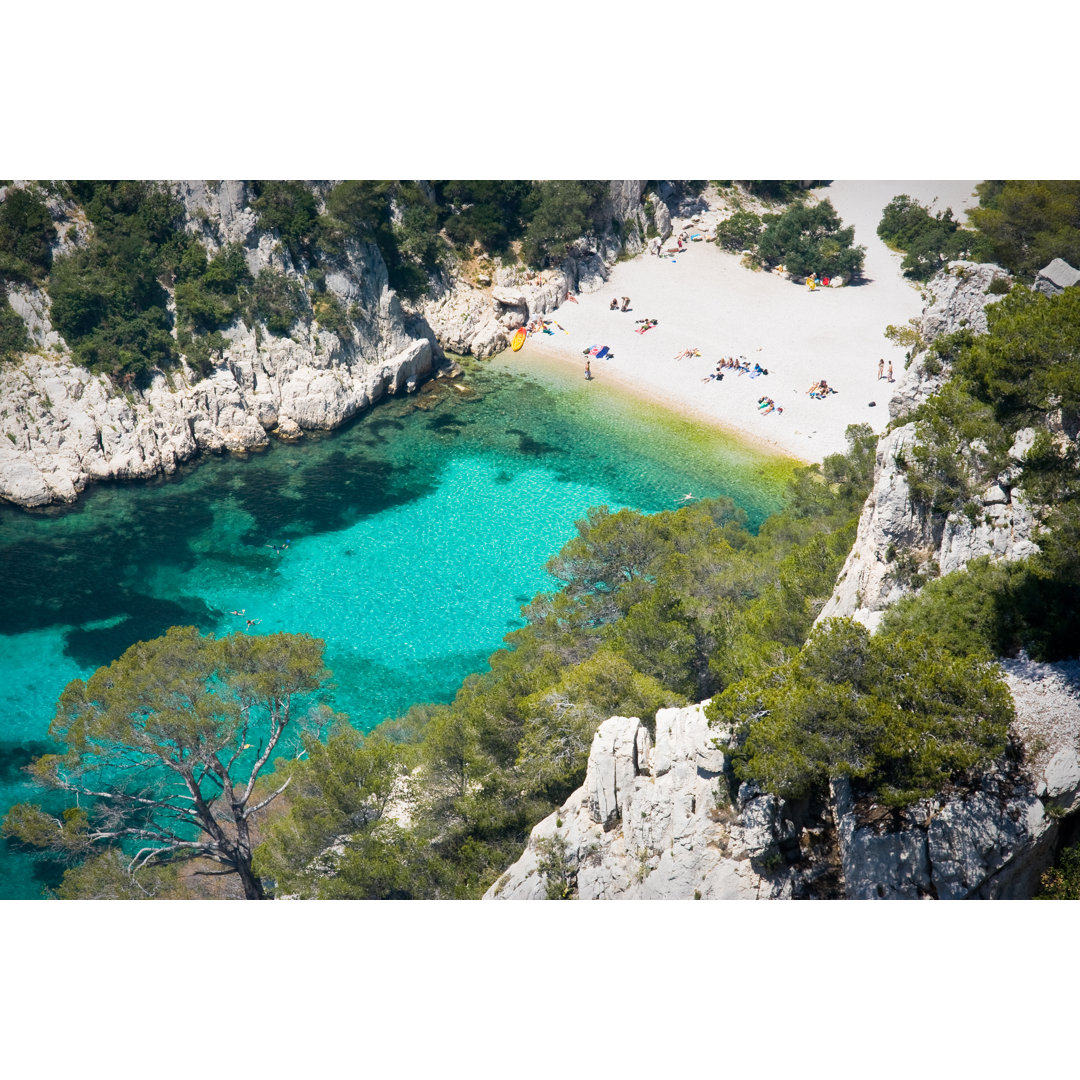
xmin=877 ymin=194 xmax=983 ymax=281
xmin=0 ymin=287 xmax=29 ymax=362
xmin=433 ymin=181 xmax=531 ymax=255
xmin=46 ymin=182 xmax=186 ymax=383
xmin=313 ymin=293 xmax=352 ymax=340
xmin=1037 ymin=837 xmax=1080 ymax=899
xmin=248 ymin=268 xmax=307 ymax=336
xmin=711 ymin=617 xmax=1014 ymax=806
xmin=715 ymin=210 xmax=763 ymax=253
xmin=0 ymin=184 xmax=57 ymax=283
xmin=968 ymin=181 xmax=1080 ymax=279
xmin=521 ymin=181 xmax=604 ymax=268
xmin=251 ymin=180 xmax=320 ymax=266
xmin=757 ymin=198 xmax=865 ymax=279
xmin=174 ymin=241 xmax=250 ymax=335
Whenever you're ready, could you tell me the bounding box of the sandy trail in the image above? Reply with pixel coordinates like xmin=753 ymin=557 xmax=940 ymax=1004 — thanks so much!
xmin=518 ymin=180 xmax=979 ymax=463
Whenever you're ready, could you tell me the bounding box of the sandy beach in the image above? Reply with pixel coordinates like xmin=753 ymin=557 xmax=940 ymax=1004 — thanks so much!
xmin=517 ymin=181 xmax=980 ymax=463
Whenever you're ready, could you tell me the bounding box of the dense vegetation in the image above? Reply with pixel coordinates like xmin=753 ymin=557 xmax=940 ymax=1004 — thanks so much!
xmin=0 ymin=184 xmax=57 ymax=283
xmin=877 ymin=194 xmax=982 ymax=281
xmin=710 ymin=615 xmax=1013 ymax=807
xmin=244 ymin=425 xmax=878 ymax=898
xmin=47 ymin=182 xmax=187 ymax=384
xmin=0 ymin=284 xmax=29 ymax=363
xmin=715 ymin=196 xmax=865 ymax=281
xmin=968 ymin=181 xmax=1080 ymax=279
xmin=891 ymin=281 xmax=1080 ymax=663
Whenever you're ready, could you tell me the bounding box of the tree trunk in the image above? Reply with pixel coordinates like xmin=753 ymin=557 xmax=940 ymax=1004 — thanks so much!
xmin=235 ymin=857 xmax=266 ymax=900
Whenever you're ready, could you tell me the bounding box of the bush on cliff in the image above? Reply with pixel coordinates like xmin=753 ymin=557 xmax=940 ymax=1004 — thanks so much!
xmin=968 ymin=180 xmax=1080 ymax=279
xmin=433 ymin=180 xmax=532 ymax=255
xmin=247 ymin=268 xmax=307 ymax=336
xmin=251 ymin=180 xmax=320 ymax=267
xmin=0 ymin=286 xmax=29 ymax=363
xmin=47 ymin=182 xmax=185 ymax=383
xmin=709 ymin=616 xmax=1014 ymax=807
xmin=520 ymin=181 xmax=608 ymax=268
xmin=0 ymin=184 xmax=57 ymax=283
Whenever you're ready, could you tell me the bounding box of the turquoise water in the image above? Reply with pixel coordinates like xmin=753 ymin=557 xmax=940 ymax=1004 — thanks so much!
xmin=0 ymin=355 xmax=793 ymax=897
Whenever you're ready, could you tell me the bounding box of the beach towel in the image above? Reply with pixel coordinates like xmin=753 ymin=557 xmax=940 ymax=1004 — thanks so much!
xmin=596 ymin=346 xmax=609 ymax=359
xmin=749 ymin=370 xmax=761 ymax=379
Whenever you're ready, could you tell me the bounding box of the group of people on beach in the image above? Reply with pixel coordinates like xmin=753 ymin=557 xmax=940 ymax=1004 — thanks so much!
xmin=877 ymin=357 xmax=894 ymax=382
xmin=807 ymin=379 xmax=836 ymax=399
xmin=609 ymin=297 xmax=631 ymax=311
xmin=758 ymin=396 xmax=781 ymax=415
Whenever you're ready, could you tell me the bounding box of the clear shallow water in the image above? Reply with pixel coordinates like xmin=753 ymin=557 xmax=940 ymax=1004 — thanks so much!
xmin=0 ymin=356 xmax=794 ymax=897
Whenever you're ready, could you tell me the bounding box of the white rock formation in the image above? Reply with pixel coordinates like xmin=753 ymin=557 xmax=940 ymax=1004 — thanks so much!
xmin=818 ymin=262 xmax=1038 ymax=629
xmin=834 ymin=658 xmax=1080 ymax=899
xmin=2 ymin=180 xmax=657 ymax=506
xmin=1033 ymin=257 xmax=1080 ymax=297
xmin=485 ymin=706 xmax=796 ymax=900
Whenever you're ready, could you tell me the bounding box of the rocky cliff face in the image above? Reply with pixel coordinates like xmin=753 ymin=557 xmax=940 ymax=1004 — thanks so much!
xmin=488 ymin=660 xmax=1080 ymax=901
xmin=1 ymin=180 xmax=654 ymax=509
xmin=817 ymin=262 xmax=1042 ymax=630
xmin=833 ymin=658 xmax=1080 ymax=899
xmin=489 ymin=259 xmax=1080 ymax=901
xmin=486 ymin=706 xmax=809 ymax=900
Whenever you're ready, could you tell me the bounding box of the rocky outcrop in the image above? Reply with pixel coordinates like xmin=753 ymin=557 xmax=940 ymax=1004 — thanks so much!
xmin=1033 ymin=257 xmax=1080 ymax=297
xmin=818 ymin=262 xmax=1036 ymax=629
xmin=834 ymin=658 xmax=1080 ymax=899
xmin=2 ymin=180 xmax=659 ymax=507
xmin=0 ymin=336 xmax=431 ymax=507
xmin=486 ymin=706 xmax=805 ymax=900
xmin=817 ymin=421 xmax=1041 ymax=630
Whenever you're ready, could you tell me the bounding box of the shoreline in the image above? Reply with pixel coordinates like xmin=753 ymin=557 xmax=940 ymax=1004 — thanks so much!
xmin=502 ymin=344 xmax=807 ymax=465
xmin=505 ymin=180 xmax=980 ymax=466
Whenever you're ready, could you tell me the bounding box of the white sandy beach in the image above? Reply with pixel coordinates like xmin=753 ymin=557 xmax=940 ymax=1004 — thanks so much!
xmin=517 ymin=181 xmax=980 ymax=463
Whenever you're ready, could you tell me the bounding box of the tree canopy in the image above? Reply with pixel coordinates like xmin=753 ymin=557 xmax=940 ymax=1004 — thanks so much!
xmin=2 ymin=627 xmax=329 ymax=899
xmin=968 ymin=180 xmax=1080 ymax=279
xmin=756 ymin=198 xmax=865 ymax=280
xmin=877 ymin=194 xmax=982 ymax=281
xmin=709 ymin=617 xmax=1014 ymax=807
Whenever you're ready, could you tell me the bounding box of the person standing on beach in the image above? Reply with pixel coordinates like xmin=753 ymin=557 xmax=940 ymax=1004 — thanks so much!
xmin=887 ymin=361 xmax=894 ymax=383
xmin=585 ymin=359 xmax=592 ymax=381
xmin=877 ymin=358 xmax=885 ymax=380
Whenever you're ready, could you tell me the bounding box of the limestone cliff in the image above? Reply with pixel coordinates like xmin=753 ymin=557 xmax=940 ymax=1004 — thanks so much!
xmin=486 ymin=706 xmax=817 ymax=900
xmin=0 ymin=180 xmax=656 ymax=508
xmin=817 ymin=262 xmax=1040 ymax=630
xmin=488 ymin=662 xmax=1080 ymax=901
xmin=0 ymin=181 xmax=431 ymax=507
xmin=490 ymin=259 xmax=1080 ymax=901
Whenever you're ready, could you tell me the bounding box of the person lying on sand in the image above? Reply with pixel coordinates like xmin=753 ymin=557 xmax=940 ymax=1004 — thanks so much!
xmin=673 ymin=347 xmax=701 ymax=361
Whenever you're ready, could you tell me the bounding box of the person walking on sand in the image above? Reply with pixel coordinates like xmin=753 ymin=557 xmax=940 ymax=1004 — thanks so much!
xmin=887 ymin=361 xmax=894 ymax=383
xmin=877 ymin=358 xmax=885 ymax=380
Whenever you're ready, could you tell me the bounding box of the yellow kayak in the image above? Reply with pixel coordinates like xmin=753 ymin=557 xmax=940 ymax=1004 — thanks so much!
xmin=511 ymin=328 xmax=526 ymax=352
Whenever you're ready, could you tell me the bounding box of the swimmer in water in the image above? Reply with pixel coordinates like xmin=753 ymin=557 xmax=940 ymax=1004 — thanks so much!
xmin=246 ymin=618 xmax=261 ymax=628
xmin=230 ymin=609 xmax=246 ymax=616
